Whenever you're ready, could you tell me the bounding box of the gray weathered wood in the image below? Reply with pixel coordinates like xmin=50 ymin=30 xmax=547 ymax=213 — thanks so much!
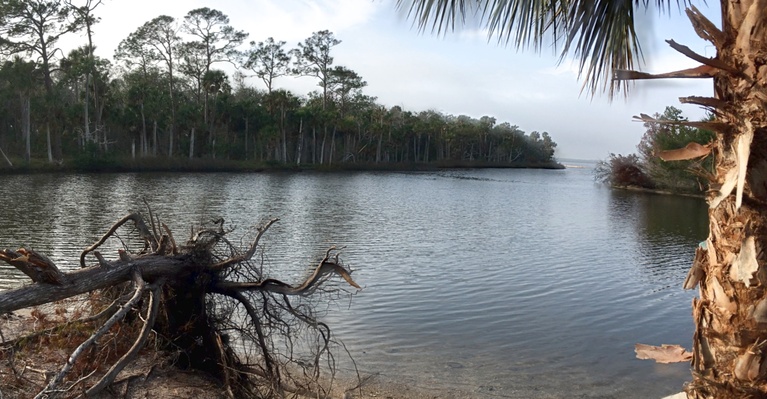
xmin=0 ymin=255 xmax=188 ymax=314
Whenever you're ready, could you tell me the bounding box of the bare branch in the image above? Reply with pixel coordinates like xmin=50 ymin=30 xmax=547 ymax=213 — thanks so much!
xmin=143 ymin=198 xmax=160 ymax=251
xmin=161 ymin=222 xmax=178 ymax=255
xmin=79 ymin=213 xmax=154 ymax=268
xmin=214 ymin=257 xmax=360 ymax=296
xmin=86 ymin=281 xmax=163 ymax=397
xmin=0 ymin=248 xmax=65 ymax=285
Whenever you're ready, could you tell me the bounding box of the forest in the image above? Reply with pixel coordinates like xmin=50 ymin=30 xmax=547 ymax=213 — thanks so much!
xmin=0 ymin=1 xmax=560 ymax=171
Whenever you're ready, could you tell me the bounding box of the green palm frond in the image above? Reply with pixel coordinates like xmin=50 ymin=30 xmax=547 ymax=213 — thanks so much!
xmin=397 ymin=0 xmax=672 ymax=97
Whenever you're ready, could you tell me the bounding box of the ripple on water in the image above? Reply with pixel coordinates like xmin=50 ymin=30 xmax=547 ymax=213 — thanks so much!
xmin=0 ymin=168 xmax=706 ymax=398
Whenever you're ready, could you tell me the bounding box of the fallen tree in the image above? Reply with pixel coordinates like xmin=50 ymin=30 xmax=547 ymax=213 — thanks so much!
xmin=0 ymin=210 xmax=361 ymax=398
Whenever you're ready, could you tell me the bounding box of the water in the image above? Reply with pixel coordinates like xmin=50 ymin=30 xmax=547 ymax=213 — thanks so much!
xmin=0 ymin=164 xmax=707 ymax=398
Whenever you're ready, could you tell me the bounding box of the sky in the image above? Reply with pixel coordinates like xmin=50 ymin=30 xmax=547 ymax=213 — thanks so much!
xmin=63 ymin=0 xmax=720 ymax=160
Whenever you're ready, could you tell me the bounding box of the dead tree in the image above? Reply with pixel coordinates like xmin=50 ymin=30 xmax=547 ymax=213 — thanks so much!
xmin=0 ymin=211 xmax=360 ymax=398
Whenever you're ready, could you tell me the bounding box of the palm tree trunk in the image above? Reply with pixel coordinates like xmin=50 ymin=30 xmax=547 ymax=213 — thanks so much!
xmin=684 ymin=3 xmax=767 ymax=397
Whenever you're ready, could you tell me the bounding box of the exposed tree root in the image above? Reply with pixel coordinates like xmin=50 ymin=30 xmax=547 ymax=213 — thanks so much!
xmin=0 ymin=211 xmax=361 ymax=398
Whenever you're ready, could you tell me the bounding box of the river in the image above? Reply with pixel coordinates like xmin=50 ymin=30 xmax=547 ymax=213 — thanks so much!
xmin=0 ymin=163 xmax=707 ymax=398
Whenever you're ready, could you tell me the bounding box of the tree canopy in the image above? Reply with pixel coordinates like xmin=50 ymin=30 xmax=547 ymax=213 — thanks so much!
xmin=0 ymin=2 xmax=561 ymax=169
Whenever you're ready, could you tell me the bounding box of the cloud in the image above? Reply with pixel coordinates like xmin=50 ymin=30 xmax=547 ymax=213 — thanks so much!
xmin=229 ymin=0 xmax=381 ymax=42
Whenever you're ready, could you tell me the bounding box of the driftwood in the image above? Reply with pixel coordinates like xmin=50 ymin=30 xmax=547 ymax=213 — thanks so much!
xmin=0 ymin=211 xmax=361 ymax=398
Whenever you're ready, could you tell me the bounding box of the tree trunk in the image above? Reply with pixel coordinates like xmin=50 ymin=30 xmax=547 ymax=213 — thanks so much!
xmin=189 ymin=128 xmax=195 ymax=159
xmin=320 ymin=127 xmax=327 ymax=165
xmin=84 ymin=72 xmax=91 ymax=144
xmin=46 ymin=123 xmax=52 ymax=163
xmin=21 ymin=96 xmax=30 ymax=163
xmin=296 ymin=117 xmax=303 ymax=166
xmin=244 ymin=119 xmax=249 ymax=160
xmin=141 ymin=103 xmax=148 ymax=157
xmin=152 ymin=121 xmax=158 ymax=157
xmin=329 ymin=127 xmax=336 ymax=166
xmin=679 ymin=3 xmax=767 ymax=398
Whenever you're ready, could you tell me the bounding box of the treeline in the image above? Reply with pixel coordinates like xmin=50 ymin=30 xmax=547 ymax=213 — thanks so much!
xmin=0 ymin=1 xmax=559 ymax=170
xmin=595 ymin=106 xmax=714 ymax=194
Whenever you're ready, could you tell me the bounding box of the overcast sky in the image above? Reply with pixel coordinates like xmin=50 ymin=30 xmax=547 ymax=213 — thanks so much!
xmin=68 ymin=0 xmax=720 ymax=160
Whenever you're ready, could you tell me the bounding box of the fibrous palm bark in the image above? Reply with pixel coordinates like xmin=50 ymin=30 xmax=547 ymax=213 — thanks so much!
xmin=679 ymin=1 xmax=767 ymax=397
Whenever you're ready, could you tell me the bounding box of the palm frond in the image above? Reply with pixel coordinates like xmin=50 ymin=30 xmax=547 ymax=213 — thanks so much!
xmin=396 ymin=0 xmax=681 ymax=97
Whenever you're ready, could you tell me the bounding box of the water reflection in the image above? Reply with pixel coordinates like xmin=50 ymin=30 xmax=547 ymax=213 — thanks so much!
xmin=608 ymin=190 xmax=708 ymax=291
xmin=0 ymin=169 xmax=702 ymax=398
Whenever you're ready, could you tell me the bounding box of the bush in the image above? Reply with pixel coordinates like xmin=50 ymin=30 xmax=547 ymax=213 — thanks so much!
xmin=594 ymin=153 xmax=654 ymax=188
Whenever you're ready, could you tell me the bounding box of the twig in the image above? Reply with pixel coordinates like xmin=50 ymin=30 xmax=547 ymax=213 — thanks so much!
xmin=211 ymin=218 xmax=279 ymax=271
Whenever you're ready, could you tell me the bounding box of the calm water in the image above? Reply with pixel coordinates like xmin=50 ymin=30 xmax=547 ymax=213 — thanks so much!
xmin=0 ymin=165 xmax=707 ymax=398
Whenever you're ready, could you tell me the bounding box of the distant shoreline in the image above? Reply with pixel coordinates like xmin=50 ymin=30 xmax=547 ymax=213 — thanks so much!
xmin=0 ymin=158 xmax=565 ymax=174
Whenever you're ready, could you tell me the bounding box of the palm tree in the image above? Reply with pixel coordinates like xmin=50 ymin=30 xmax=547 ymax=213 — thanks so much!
xmin=397 ymin=1 xmax=766 ymax=398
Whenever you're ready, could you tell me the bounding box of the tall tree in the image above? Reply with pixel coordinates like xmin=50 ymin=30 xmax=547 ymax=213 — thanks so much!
xmin=293 ymin=30 xmax=341 ymax=109
xmin=181 ymin=8 xmax=247 ymax=74
xmin=0 ymin=0 xmax=81 ymax=161
xmin=66 ymin=0 xmax=102 ymax=145
xmin=0 ymin=57 xmax=40 ymax=162
xmin=328 ymin=66 xmax=366 ymax=118
xmin=129 ymin=15 xmax=180 ymax=157
xmin=243 ymin=37 xmax=291 ymax=94
xmin=182 ymin=7 xmax=247 ymax=129
xmin=398 ymin=0 xmax=767 ymax=397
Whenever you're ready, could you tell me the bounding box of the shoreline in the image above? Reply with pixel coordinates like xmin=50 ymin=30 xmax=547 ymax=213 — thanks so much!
xmin=0 ymin=158 xmax=565 ymax=175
